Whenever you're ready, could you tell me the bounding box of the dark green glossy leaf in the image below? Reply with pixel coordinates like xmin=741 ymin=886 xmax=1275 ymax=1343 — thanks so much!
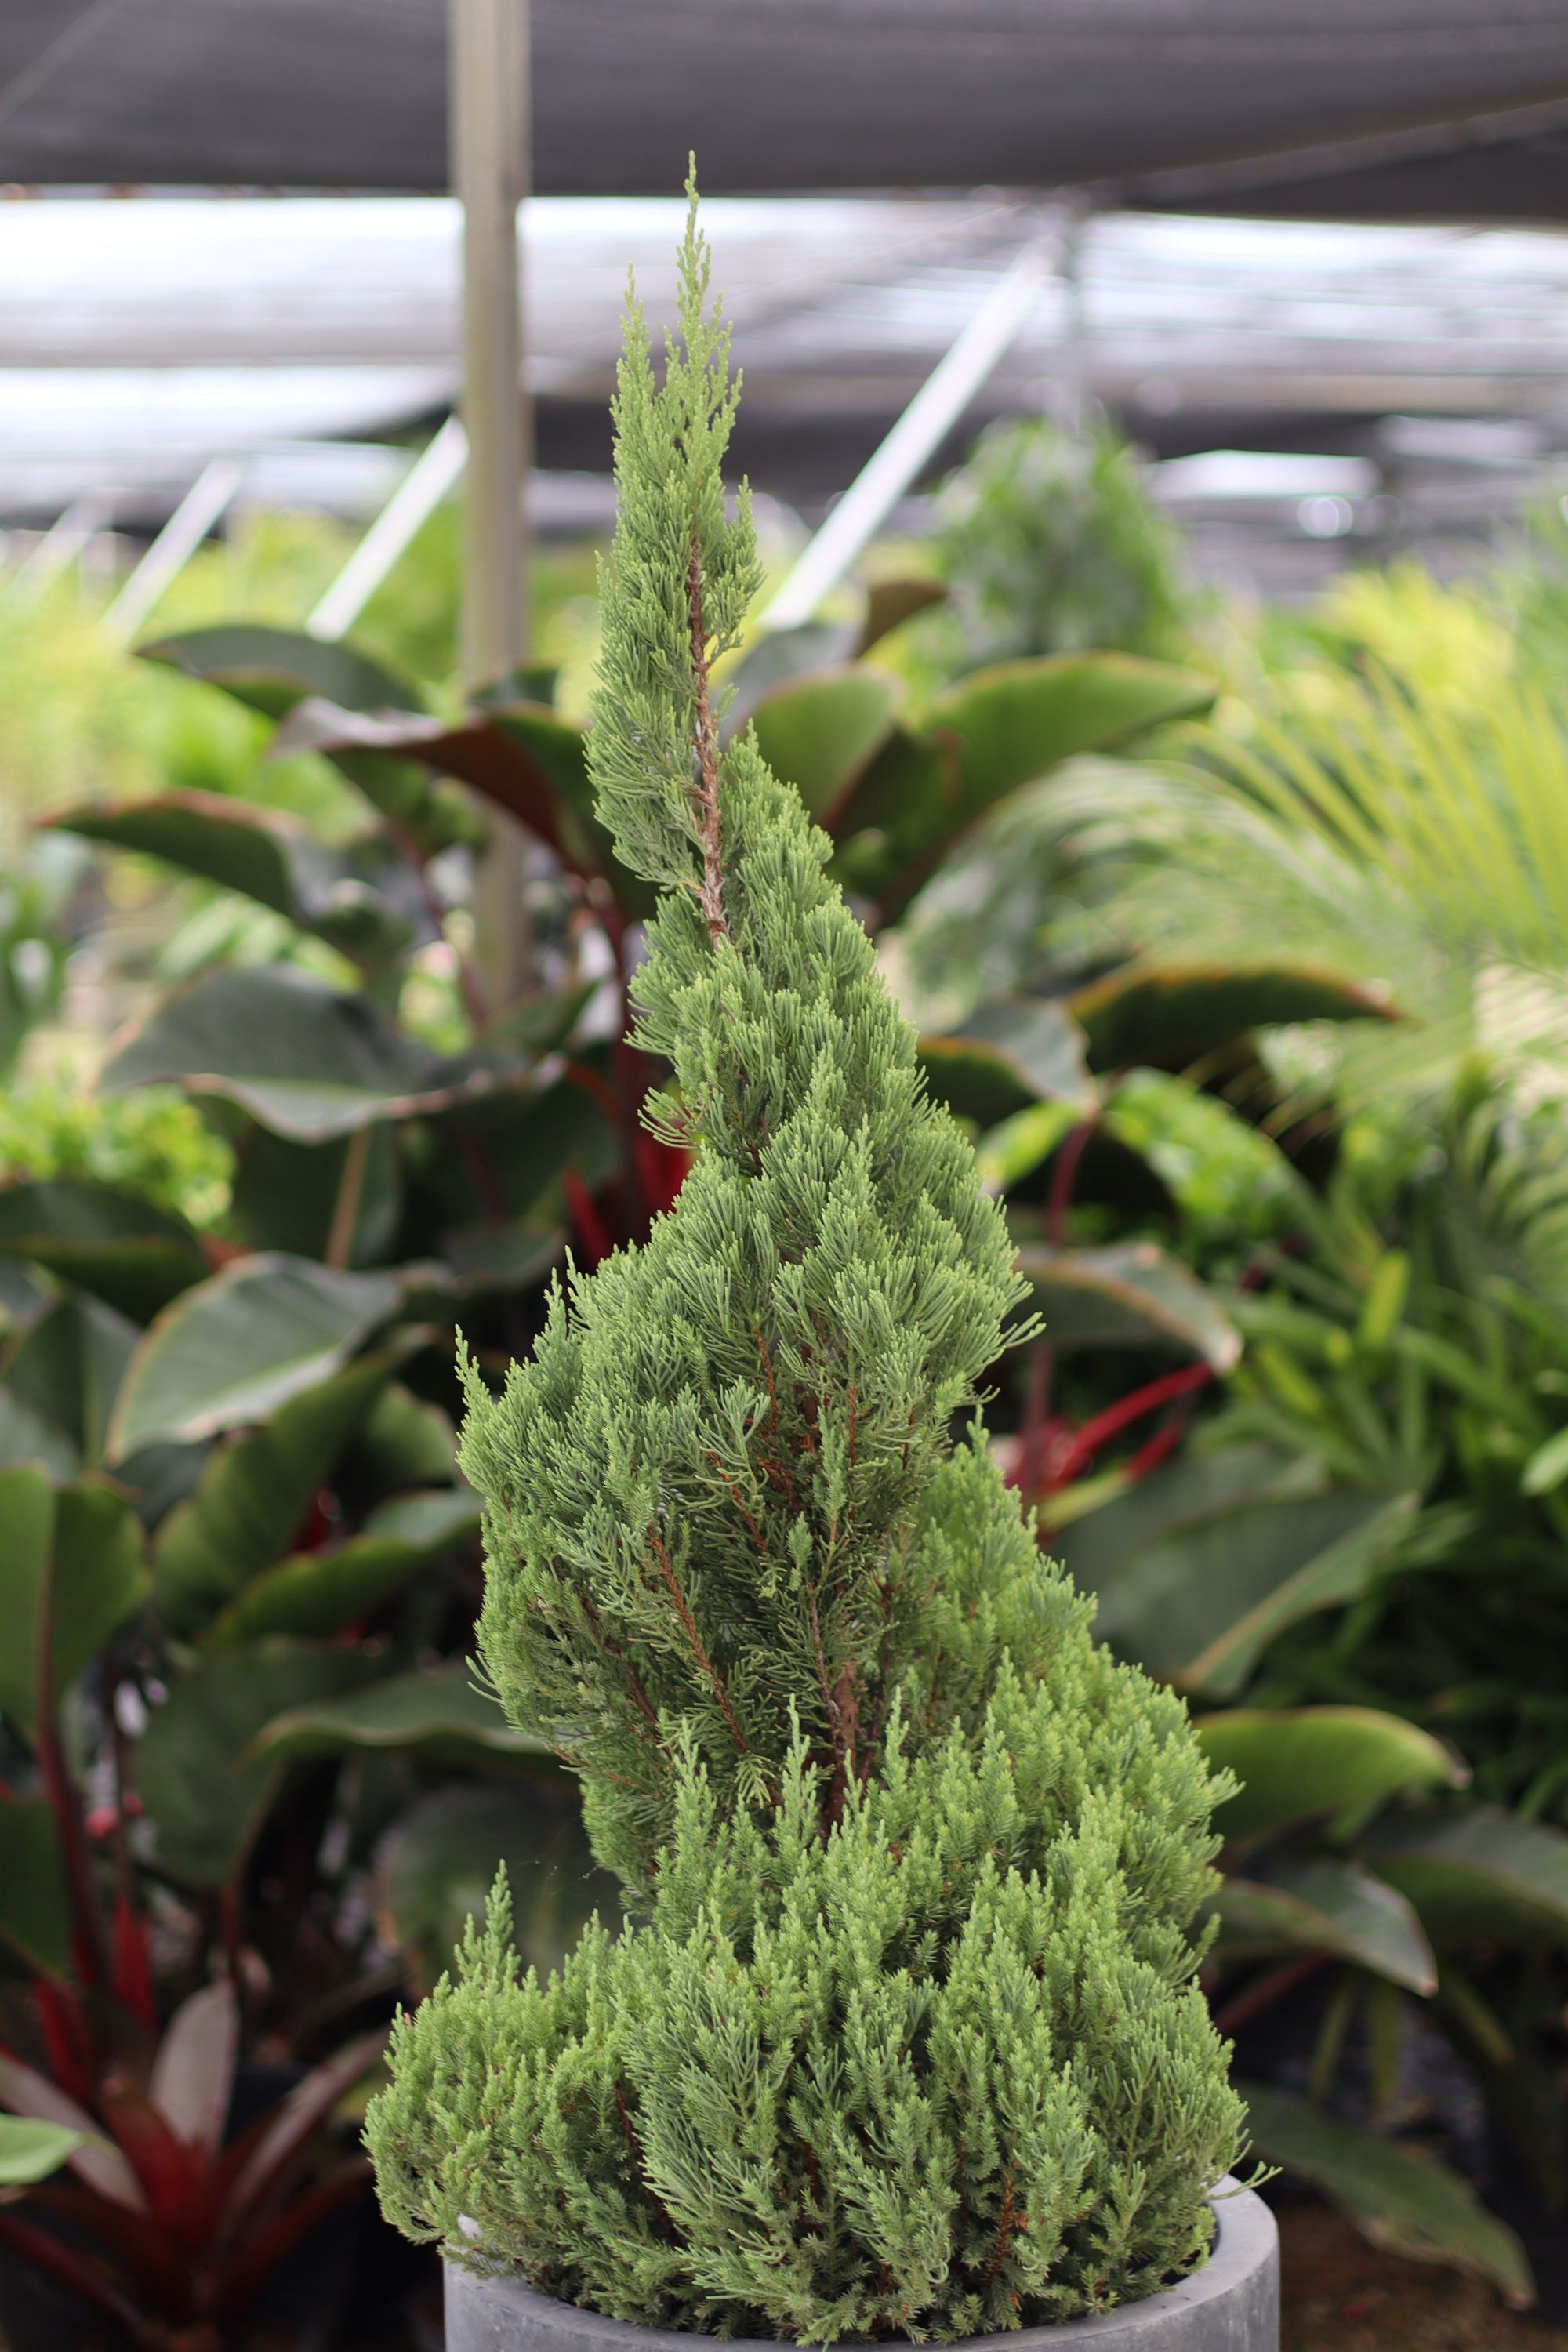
xmin=230 ymin=1123 xmax=401 ymax=1265
xmin=0 ymin=1180 xmax=206 ymax=1323
xmin=140 ymin=625 xmax=416 ymax=720
xmin=151 ymin=1350 xmax=405 ymax=1638
xmin=747 ymin=668 xmax=904 ymax=822
xmin=202 ymin=1487 xmax=480 ymax=1649
xmin=1196 ymin=1707 xmax=1463 ymax=1842
xmin=109 ymin=1255 xmax=403 ymax=1460
xmin=1214 ymin=1860 xmax=1436 ymax=1993
xmin=2 ymin=1294 xmax=139 ymax=1469
xmin=52 ymin=790 xmax=423 ymax=971
xmin=136 ymin=1639 xmax=378 ymax=1887
xmin=920 ymin=998 xmax=1094 ymax=1127
xmin=104 ymin=965 xmax=535 ymax=1145
xmin=724 ymin=623 xmax=855 ymax=729
xmin=1015 ymin=1240 xmax=1240 ymax=1371
xmin=248 ymin=1662 xmax=555 ymax=1772
xmin=0 ymin=1469 xmax=149 ymax=1740
xmin=1240 ymin=2082 xmax=1534 ymax=2306
xmin=856 ymin=577 xmax=946 ymax=654
xmin=1083 ymin=1489 xmax=1415 ymax=1696
xmin=1068 ymin=958 xmax=1397 ymax=1075
xmin=0 ymin=1798 xmax=71 ymax=1977
xmin=0 ymin=1386 xmax=79 ymax=1479
xmin=376 ymin=1781 xmax=619 ymax=1995
xmin=1363 ymin=1806 xmax=1568 ymax=1948
xmin=833 ymin=654 xmax=1214 ymax=918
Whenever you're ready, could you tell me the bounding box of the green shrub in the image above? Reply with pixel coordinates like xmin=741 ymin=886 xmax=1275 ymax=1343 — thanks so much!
xmin=366 ymin=198 xmax=1244 ymax=2339
xmin=931 ymin=417 xmax=1190 ymax=674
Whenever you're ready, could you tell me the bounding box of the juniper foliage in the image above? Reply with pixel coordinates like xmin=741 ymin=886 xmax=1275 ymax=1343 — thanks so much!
xmin=366 ymin=191 xmax=1246 ymax=2338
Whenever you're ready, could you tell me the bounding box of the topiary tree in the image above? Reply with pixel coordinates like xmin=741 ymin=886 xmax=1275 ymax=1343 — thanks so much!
xmin=366 ymin=194 xmax=1246 ymax=2342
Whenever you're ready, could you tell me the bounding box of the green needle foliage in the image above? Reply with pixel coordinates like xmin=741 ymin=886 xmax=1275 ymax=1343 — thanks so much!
xmin=367 ymin=192 xmax=1245 ymax=2339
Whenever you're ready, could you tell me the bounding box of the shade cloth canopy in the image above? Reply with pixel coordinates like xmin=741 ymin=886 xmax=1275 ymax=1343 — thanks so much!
xmin=4 ymin=2 xmax=1568 ymax=220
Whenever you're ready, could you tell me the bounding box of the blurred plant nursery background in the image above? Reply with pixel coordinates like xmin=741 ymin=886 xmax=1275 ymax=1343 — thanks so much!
xmin=6 ymin=5 xmax=1568 ymax=2348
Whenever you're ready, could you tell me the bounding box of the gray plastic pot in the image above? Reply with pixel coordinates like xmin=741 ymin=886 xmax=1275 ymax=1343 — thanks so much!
xmin=445 ymin=2180 xmax=1279 ymax=2352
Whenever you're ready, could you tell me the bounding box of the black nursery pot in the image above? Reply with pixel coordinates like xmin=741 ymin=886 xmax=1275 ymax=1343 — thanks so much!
xmin=444 ymin=2182 xmax=1279 ymax=2352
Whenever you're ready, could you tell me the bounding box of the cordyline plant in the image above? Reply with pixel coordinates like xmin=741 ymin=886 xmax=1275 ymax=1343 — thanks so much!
xmin=366 ymin=194 xmax=1246 ymax=2340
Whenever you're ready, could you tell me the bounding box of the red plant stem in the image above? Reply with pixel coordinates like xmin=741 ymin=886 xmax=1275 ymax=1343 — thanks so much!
xmin=34 ymin=1570 xmax=108 ymax=1992
xmin=1045 ymin=1362 xmax=1214 ymax=1493
xmin=1046 ymin=1120 xmax=1097 ymax=1248
xmin=564 ymin=1165 xmax=615 ymax=1265
xmin=1212 ymin=1951 xmax=1327 ymax=2038
xmin=1125 ymin=1415 xmax=1188 ymax=1483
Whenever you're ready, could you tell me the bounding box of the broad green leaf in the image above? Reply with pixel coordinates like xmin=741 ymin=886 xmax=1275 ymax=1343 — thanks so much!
xmin=833 ymin=654 xmax=1214 ymax=918
xmin=136 ymin=1640 xmax=378 ymax=1886
xmin=53 ymin=791 xmax=421 ymax=972
xmin=0 ymin=1180 xmax=206 ymax=1326
xmin=109 ymin=1255 xmax=402 ymax=1460
xmin=920 ymin=998 xmax=1094 ymax=1127
xmin=58 ymin=789 xmax=299 ymax=912
xmin=0 ymin=2114 xmax=90 ymax=2186
xmin=1068 ymin=958 xmax=1396 ymax=1075
xmin=1521 ymin=1424 xmax=1568 ymax=1498
xmin=1102 ymin=1072 xmax=1306 ymax=1240
xmin=376 ymin=1782 xmax=619 ymax=1995
xmin=2 ymin=1293 xmax=139 ymax=1468
xmin=151 ymin=1350 xmax=404 ymax=1638
xmin=0 ymin=1470 xmax=149 ymax=1740
xmin=202 ymin=1488 xmax=480 ymax=1649
xmin=275 ymin=697 xmax=568 ymax=855
xmin=141 ymin=624 xmax=416 ymax=720
xmin=1214 ymin=1859 xmax=1435 ymax=1994
xmin=230 ymin=1123 xmax=401 ymax=1265
xmin=0 ymin=1798 xmax=71 ymax=1976
xmin=103 ymin=965 xmax=533 ymax=1145
xmin=1240 ymin=2082 xmax=1534 ymax=2306
xmin=1054 ymin=1442 xmax=1313 ymax=1588
xmin=350 ymin=1381 xmax=458 ymax=1491
xmin=1185 ymin=1495 xmax=1417 ymax=1697
xmin=1363 ymin=1806 xmax=1568 ymax=1947
xmin=1086 ymin=1490 xmax=1415 ymax=1696
xmin=748 ymin=668 xmax=904 ymax=821
xmin=724 ymin=622 xmax=855 ymax=728
xmin=857 ymin=576 xmax=946 ymax=654
xmin=975 ymin=1101 xmax=1085 ymax=1192
xmin=1015 ymin=1240 xmax=1240 ymax=1372
xmin=0 ymin=1385 xmax=79 ymax=1479
xmin=248 ymin=1663 xmax=556 ymax=1772
xmin=1196 ymin=1708 xmax=1463 ymax=1842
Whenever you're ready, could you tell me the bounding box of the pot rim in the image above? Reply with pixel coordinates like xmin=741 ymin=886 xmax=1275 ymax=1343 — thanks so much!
xmin=444 ymin=2176 xmax=1276 ymax=2347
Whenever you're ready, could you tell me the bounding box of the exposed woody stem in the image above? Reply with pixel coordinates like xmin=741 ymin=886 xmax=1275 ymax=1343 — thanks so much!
xmin=688 ymin=536 xmax=728 ymax=945
xmin=648 ymin=1529 xmax=750 ymax=1757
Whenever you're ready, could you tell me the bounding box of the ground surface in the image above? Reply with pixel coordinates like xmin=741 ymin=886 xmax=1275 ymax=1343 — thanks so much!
xmin=1279 ymin=2203 xmax=1568 ymax=2352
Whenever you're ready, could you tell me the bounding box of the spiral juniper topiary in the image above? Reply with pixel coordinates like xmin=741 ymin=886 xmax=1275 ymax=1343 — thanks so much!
xmin=365 ymin=191 xmax=1247 ymax=2339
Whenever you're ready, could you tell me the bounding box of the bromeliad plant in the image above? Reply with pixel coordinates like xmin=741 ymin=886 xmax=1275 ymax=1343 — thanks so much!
xmin=366 ymin=198 xmax=1247 ymax=2339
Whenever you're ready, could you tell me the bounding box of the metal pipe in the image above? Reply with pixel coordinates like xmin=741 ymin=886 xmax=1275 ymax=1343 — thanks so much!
xmin=760 ymin=240 xmax=1052 ymax=632
xmin=11 ymin=492 xmax=112 ymax=601
xmin=101 ymin=457 xmax=244 ymax=643
xmin=306 ymin=416 xmax=468 ymax=642
xmin=450 ymin=0 xmax=532 ymax=1006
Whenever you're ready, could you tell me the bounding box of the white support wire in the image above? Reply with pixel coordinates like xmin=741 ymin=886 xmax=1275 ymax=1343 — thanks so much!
xmin=10 ymin=492 xmax=114 ymax=600
xmin=100 ymin=457 xmax=245 ymax=643
xmin=306 ymin=415 xmax=469 ymax=642
xmin=760 ymin=240 xmax=1054 ymax=632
